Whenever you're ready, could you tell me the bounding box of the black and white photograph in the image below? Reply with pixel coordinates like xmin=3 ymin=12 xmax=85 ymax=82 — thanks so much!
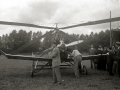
xmin=0 ymin=0 xmax=120 ymax=90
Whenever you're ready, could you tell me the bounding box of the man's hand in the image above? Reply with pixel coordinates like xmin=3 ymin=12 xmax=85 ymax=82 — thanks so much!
xmin=43 ymin=49 xmax=48 ymax=53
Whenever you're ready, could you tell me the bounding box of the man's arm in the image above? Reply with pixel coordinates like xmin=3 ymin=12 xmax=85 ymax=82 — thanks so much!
xmin=71 ymin=50 xmax=75 ymax=57
xmin=116 ymin=49 xmax=120 ymax=60
xmin=40 ymin=47 xmax=53 ymax=57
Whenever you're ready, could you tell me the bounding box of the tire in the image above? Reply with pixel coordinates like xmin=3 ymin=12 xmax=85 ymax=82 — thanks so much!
xmin=31 ymin=71 xmax=34 ymax=77
xmin=78 ymin=64 xmax=82 ymax=73
xmin=83 ymin=66 xmax=88 ymax=75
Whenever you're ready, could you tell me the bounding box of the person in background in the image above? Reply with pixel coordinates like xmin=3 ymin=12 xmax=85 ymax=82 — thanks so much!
xmin=102 ymin=47 xmax=108 ymax=71
xmin=97 ymin=45 xmax=103 ymax=70
xmin=107 ymin=46 xmax=115 ymax=76
xmin=112 ymin=45 xmax=117 ymax=75
xmin=115 ymin=42 xmax=120 ymax=78
xmin=71 ymin=46 xmax=82 ymax=78
xmin=89 ymin=45 xmax=97 ymax=69
xmin=51 ymin=42 xmax=62 ymax=84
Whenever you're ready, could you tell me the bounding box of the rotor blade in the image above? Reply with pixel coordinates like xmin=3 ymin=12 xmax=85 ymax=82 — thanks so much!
xmin=11 ymin=30 xmax=54 ymax=54
xmin=0 ymin=21 xmax=55 ymax=29
xmin=59 ymin=17 xmax=120 ymax=29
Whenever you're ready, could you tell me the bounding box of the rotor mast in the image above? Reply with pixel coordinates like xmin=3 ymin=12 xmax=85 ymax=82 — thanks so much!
xmin=110 ymin=11 xmax=112 ymax=47
xmin=55 ymin=23 xmax=59 ymax=31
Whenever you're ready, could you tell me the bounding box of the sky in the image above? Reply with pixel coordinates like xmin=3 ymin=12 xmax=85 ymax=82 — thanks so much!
xmin=0 ymin=0 xmax=120 ymax=36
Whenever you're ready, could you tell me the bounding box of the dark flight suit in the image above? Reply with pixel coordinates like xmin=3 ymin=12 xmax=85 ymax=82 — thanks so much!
xmin=97 ymin=49 xmax=103 ymax=70
xmin=102 ymin=49 xmax=108 ymax=70
xmin=107 ymin=50 xmax=115 ymax=76
xmin=89 ymin=48 xmax=97 ymax=69
xmin=116 ymin=47 xmax=120 ymax=77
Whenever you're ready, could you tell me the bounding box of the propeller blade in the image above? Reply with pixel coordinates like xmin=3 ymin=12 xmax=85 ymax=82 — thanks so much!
xmin=66 ymin=40 xmax=83 ymax=47
xmin=58 ymin=30 xmax=90 ymax=48
xmin=59 ymin=17 xmax=120 ymax=29
xmin=11 ymin=30 xmax=54 ymax=54
xmin=0 ymin=21 xmax=55 ymax=29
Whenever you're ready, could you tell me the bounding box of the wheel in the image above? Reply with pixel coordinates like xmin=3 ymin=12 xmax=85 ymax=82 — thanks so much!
xmin=31 ymin=71 xmax=34 ymax=77
xmin=78 ymin=64 xmax=82 ymax=73
xmin=82 ymin=66 xmax=88 ymax=75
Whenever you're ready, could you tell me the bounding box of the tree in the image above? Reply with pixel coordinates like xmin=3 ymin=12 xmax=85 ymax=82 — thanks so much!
xmin=0 ymin=28 xmax=111 ymax=53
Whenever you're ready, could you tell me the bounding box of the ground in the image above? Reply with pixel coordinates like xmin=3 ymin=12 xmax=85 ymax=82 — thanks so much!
xmin=0 ymin=55 xmax=120 ymax=90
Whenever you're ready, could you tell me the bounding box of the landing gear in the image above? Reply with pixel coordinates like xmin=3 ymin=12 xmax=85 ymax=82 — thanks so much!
xmin=31 ymin=71 xmax=34 ymax=77
xmin=82 ymin=66 xmax=88 ymax=75
xmin=31 ymin=60 xmax=52 ymax=77
xmin=79 ymin=64 xmax=88 ymax=75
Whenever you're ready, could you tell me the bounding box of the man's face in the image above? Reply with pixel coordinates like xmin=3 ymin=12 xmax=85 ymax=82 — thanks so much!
xmin=91 ymin=45 xmax=93 ymax=48
xmin=52 ymin=43 xmax=56 ymax=48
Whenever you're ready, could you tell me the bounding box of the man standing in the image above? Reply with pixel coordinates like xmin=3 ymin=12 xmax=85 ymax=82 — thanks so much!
xmin=71 ymin=46 xmax=82 ymax=78
xmin=107 ymin=47 xmax=115 ymax=76
xmin=97 ymin=46 xmax=103 ymax=70
xmin=102 ymin=47 xmax=108 ymax=70
xmin=89 ymin=45 xmax=97 ymax=69
xmin=115 ymin=42 xmax=120 ymax=78
xmin=51 ymin=42 xmax=62 ymax=84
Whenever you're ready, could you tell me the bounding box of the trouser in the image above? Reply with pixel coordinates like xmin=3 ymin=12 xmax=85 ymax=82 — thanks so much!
xmin=97 ymin=58 xmax=101 ymax=70
xmin=52 ymin=66 xmax=61 ymax=83
xmin=107 ymin=62 xmax=113 ymax=76
xmin=90 ymin=59 xmax=96 ymax=69
xmin=74 ymin=55 xmax=82 ymax=78
xmin=97 ymin=57 xmax=105 ymax=70
xmin=102 ymin=58 xmax=107 ymax=70
xmin=117 ymin=60 xmax=120 ymax=76
xmin=112 ymin=61 xmax=118 ymax=74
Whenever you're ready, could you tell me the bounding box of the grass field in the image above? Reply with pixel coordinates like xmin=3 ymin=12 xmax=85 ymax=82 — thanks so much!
xmin=0 ymin=55 xmax=120 ymax=90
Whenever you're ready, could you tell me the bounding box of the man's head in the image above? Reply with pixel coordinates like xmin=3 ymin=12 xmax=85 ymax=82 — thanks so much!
xmin=91 ymin=45 xmax=94 ymax=48
xmin=112 ymin=45 xmax=115 ymax=50
xmin=52 ymin=42 xmax=57 ymax=48
xmin=104 ymin=47 xmax=107 ymax=50
xmin=98 ymin=45 xmax=102 ymax=50
xmin=74 ymin=46 xmax=78 ymax=50
xmin=60 ymin=43 xmax=66 ymax=50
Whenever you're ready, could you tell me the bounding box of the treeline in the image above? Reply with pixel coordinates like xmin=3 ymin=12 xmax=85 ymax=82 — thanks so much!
xmin=0 ymin=29 xmax=43 ymax=53
xmin=0 ymin=29 xmax=110 ymax=53
xmin=77 ymin=30 xmax=110 ymax=52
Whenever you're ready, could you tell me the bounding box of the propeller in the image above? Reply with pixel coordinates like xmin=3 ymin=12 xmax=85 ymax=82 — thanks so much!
xmin=0 ymin=21 xmax=55 ymax=29
xmin=59 ymin=17 xmax=120 ymax=29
